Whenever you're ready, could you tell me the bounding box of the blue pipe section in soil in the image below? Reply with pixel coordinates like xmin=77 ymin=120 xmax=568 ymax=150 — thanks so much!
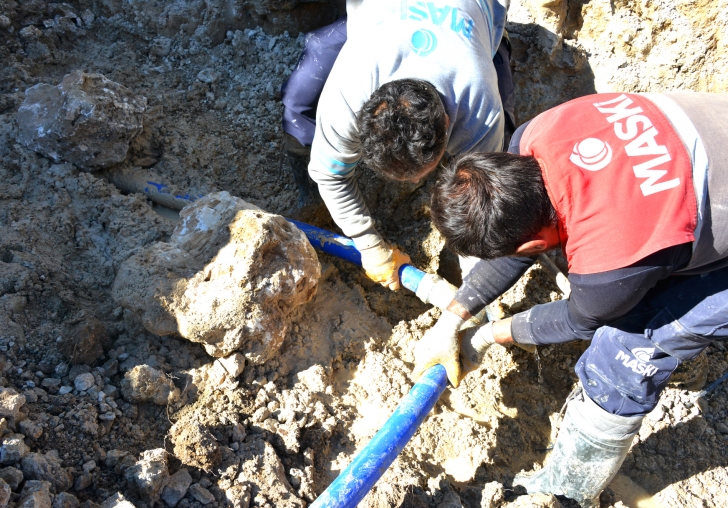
xmin=287 ymin=219 xmax=425 ymax=293
xmin=309 ymin=364 xmax=448 ymax=508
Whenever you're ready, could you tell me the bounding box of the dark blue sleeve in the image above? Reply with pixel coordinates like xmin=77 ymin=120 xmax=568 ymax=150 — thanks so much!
xmin=511 ymin=243 xmax=693 ymax=345
xmin=454 ymin=256 xmax=536 ymax=316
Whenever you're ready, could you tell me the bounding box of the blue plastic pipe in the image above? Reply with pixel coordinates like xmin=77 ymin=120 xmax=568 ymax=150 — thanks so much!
xmin=310 ymin=364 xmax=448 ymax=508
xmin=287 ymin=220 xmax=447 ymax=507
xmin=286 ymin=219 xmax=425 ymax=293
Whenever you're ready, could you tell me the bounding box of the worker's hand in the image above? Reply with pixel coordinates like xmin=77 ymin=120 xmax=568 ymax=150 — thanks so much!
xmin=460 ymin=321 xmax=496 ymax=376
xmin=412 ymin=311 xmax=465 ymax=387
xmin=359 ymin=241 xmax=411 ymax=291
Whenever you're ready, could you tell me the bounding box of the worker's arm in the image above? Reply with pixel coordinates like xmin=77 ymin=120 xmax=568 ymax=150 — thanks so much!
xmin=505 ymin=243 xmax=693 ymax=345
xmin=308 ymin=63 xmax=412 ymax=289
xmin=451 ymin=256 xmax=537 ymax=317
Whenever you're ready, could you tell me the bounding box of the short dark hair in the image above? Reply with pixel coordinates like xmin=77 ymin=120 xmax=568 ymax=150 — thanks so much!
xmin=357 ymin=79 xmax=447 ymax=180
xmin=430 ymin=152 xmax=556 ymax=259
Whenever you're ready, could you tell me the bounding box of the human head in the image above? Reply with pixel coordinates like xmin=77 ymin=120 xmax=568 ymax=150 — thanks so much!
xmin=430 ymin=152 xmax=558 ymax=259
xmin=357 ymin=78 xmax=448 ymax=181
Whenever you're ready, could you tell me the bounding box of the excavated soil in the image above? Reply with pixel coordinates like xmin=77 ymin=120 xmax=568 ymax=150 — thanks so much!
xmin=1 ymin=0 xmax=728 ymax=507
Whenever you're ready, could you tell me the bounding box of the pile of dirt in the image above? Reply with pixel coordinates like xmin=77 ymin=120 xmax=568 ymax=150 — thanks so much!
xmin=0 ymin=0 xmax=727 ymax=507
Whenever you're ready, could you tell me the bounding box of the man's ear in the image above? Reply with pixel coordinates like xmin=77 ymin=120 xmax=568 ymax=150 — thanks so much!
xmin=514 ymin=239 xmax=549 ymax=255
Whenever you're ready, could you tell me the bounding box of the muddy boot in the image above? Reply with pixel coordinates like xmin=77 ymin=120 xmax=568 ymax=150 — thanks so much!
xmin=514 ymin=391 xmax=643 ymax=508
xmin=284 ymin=133 xmax=326 ymax=223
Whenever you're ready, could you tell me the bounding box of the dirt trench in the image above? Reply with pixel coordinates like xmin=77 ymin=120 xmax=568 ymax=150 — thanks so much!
xmin=1 ymin=1 xmax=728 ymax=507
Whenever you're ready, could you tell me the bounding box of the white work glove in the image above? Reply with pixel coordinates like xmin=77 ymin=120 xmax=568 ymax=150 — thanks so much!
xmin=412 ymin=311 xmax=465 ymax=387
xmin=460 ymin=321 xmax=496 ymax=376
xmin=358 ymin=240 xmax=411 ymax=291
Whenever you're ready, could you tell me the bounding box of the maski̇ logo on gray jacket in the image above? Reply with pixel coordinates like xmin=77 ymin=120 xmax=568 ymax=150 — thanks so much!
xmin=615 ymin=347 xmax=659 ymax=377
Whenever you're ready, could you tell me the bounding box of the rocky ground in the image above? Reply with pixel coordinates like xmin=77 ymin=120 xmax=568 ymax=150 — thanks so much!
xmin=1 ymin=0 xmax=728 ymax=507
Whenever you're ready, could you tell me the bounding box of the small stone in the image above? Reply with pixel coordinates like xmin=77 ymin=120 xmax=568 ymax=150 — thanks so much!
xmin=124 ymin=449 xmax=169 ymax=502
xmin=189 ymin=483 xmax=215 ymax=505
xmin=0 ymin=16 xmax=11 ymax=29
xmin=18 ymin=480 xmax=52 ymax=508
xmin=120 ymin=365 xmax=179 ymax=405
xmin=40 ymin=378 xmax=61 ymax=389
xmin=58 ymin=386 xmax=73 ymax=395
xmin=80 ymin=10 xmax=95 ymax=26
xmin=0 ymin=466 xmax=24 ymax=489
xmin=22 ymin=391 xmax=38 ymax=404
xmin=100 ymin=492 xmax=135 ymax=508
xmin=0 ymin=434 xmax=29 ymax=465
xmin=168 ymin=422 xmax=221 ymax=471
xmin=74 ymin=373 xmax=95 ymax=392
xmin=104 ymin=450 xmax=128 ymax=468
xmin=197 ymin=69 xmax=219 ymax=83
xmin=0 ymin=478 xmax=9 ymax=508
xmin=231 ymin=423 xmax=246 ymax=443
xmin=225 ymin=483 xmax=251 ymax=508
xmin=21 ymin=452 xmax=73 ymax=492
xmin=161 ymin=468 xmax=192 ymax=507
xmin=100 ymin=360 xmax=118 ymax=378
xmin=54 ymin=364 xmax=69 ymax=377
xmin=18 ymin=420 xmax=42 ymax=440
xmin=0 ymin=389 xmax=26 ymax=425
xmin=74 ymin=473 xmax=92 ymax=491
xmin=82 ymin=461 xmax=96 ymax=474
xmin=53 ymin=492 xmax=80 ymax=508
xmin=218 ymin=353 xmax=245 ymax=378
xmin=150 ymin=37 xmax=172 ymax=57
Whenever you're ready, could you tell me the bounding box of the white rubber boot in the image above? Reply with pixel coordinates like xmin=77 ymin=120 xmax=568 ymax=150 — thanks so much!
xmin=514 ymin=391 xmax=643 ymax=508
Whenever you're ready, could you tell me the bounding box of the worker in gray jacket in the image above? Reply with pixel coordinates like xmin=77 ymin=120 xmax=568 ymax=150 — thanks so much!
xmin=281 ymin=0 xmax=513 ymax=290
xmin=416 ymin=92 xmax=728 ymax=506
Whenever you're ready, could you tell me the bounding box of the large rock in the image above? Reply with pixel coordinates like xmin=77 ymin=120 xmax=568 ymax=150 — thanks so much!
xmin=124 ymin=449 xmax=169 ymax=503
xmin=112 ymin=192 xmax=321 ymax=363
xmin=121 ymin=365 xmax=180 ymax=406
xmin=16 ymin=71 xmax=146 ymax=171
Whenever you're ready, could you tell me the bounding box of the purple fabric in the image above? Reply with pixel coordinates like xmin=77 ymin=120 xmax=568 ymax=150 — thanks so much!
xmin=281 ymin=17 xmax=348 ymax=147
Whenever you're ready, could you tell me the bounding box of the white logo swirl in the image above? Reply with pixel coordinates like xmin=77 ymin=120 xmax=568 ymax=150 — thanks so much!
xmin=569 ymin=138 xmax=613 ymax=171
xmin=632 ymin=347 xmax=655 ymax=362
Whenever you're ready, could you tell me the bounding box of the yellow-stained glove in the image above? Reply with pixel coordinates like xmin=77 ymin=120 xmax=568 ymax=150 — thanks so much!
xmin=359 ymin=241 xmax=411 ymax=291
xmin=460 ymin=321 xmax=496 ymax=377
xmin=412 ymin=310 xmax=465 ymax=387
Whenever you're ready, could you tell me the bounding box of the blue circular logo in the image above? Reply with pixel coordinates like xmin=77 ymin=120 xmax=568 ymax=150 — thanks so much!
xmin=411 ymin=29 xmax=437 ymax=57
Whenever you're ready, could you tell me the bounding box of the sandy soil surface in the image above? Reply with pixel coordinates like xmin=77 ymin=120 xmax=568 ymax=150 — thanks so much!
xmin=1 ymin=0 xmax=728 ymax=507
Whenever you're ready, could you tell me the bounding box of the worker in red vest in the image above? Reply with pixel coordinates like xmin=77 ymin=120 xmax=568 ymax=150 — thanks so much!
xmin=414 ymin=92 xmax=728 ymax=506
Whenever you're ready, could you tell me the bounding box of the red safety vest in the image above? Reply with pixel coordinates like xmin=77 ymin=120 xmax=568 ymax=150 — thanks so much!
xmin=520 ymin=93 xmax=697 ymax=274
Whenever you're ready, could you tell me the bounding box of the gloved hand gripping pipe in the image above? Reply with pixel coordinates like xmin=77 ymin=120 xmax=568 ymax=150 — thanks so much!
xmin=286 ymin=219 xmax=492 ymax=327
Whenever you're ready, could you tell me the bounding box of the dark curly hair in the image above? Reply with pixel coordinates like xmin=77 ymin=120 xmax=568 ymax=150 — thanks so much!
xmin=430 ymin=152 xmax=557 ymax=259
xmin=357 ymin=79 xmax=447 ymax=180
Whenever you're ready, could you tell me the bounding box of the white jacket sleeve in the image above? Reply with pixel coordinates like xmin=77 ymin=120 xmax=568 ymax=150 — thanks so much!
xmin=307 ymin=56 xmax=383 ymax=249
